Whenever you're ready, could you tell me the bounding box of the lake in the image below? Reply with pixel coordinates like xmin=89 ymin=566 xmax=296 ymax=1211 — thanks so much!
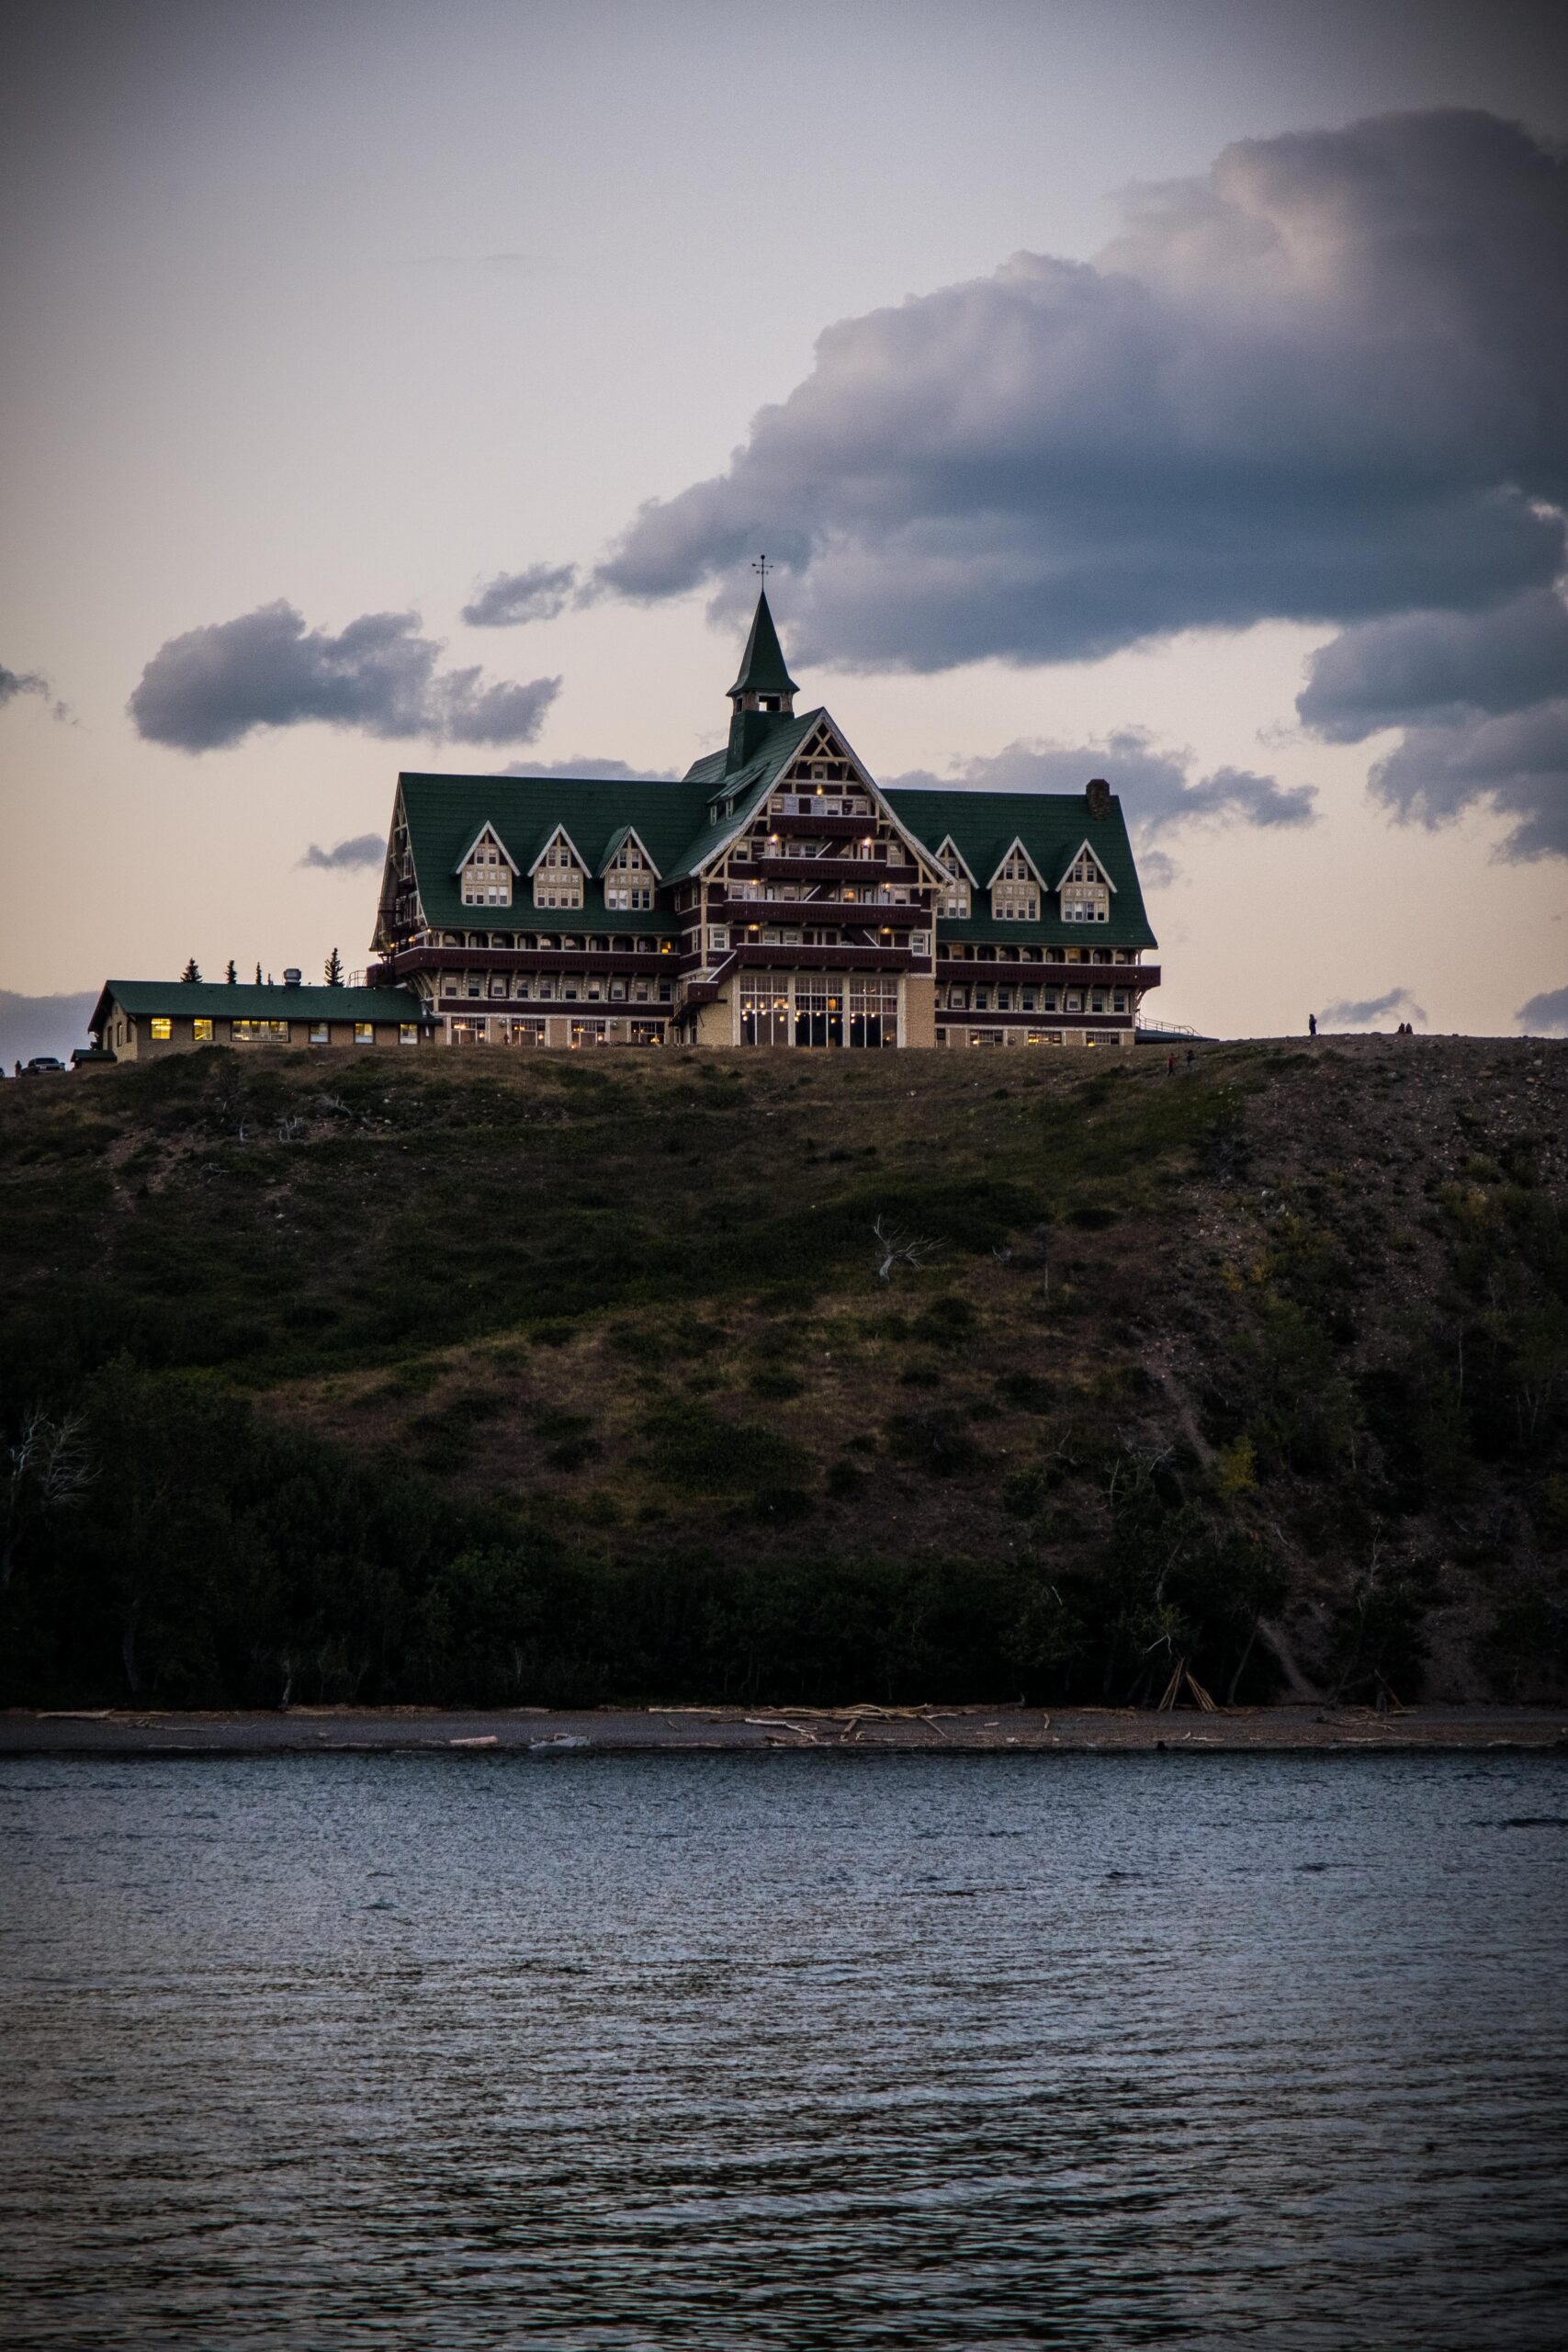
xmin=3 ymin=1752 xmax=1565 ymax=2348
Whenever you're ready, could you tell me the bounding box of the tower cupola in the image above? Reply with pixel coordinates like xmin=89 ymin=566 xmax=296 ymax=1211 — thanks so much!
xmin=725 ymin=586 xmax=798 ymax=769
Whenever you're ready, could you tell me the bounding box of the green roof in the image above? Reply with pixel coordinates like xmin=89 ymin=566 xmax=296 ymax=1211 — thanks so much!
xmin=884 ymin=786 xmax=1158 ymax=950
xmin=93 ymin=980 xmax=424 ymax=1030
xmin=726 ymin=589 xmax=798 ymax=700
xmin=399 ymin=713 xmax=822 ymax=924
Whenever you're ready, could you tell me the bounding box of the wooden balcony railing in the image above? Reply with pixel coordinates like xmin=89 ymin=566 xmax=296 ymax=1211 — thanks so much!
xmin=936 ymin=957 xmax=1160 ymax=989
xmin=372 ymin=944 xmax=671 ymax=983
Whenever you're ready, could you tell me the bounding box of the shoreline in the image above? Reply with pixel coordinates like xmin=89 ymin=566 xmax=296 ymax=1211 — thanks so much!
xmin=3 ymin=1702 xmax=1565 ymax=1757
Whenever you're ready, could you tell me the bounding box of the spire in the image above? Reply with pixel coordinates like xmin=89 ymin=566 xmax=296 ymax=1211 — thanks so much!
xmin=727 ymin=588 xmax=798 ymax=704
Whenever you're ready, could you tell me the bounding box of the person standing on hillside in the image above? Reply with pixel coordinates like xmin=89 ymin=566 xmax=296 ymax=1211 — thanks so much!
xmin=1309 ymin=1013 xmax=1317 ymax=1036
xmin=1168 ymin=1050 xmax=1178 ymax=1075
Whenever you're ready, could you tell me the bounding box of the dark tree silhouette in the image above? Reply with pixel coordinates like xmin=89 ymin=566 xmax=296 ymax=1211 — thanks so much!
xmin=324 ymin=947 xmax=344 ymax=987
xmin=225 ymin=960 xmax=237 ymax=985
xmin=181 ymin=958 xmax=201 ymax=983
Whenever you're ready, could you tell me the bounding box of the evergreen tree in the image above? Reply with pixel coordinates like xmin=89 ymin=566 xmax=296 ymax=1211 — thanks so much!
xmin=181 ymin=958 xmax=201 ymax=983
xmin=325 ymin=947 xmax=344 ymax=987
xmin=225 ymin=960 xmax=237 ymax=985
xmin=254 ymin=963 xmax=263 ymax=986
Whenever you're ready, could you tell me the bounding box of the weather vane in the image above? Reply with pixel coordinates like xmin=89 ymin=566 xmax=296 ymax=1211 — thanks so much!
xmin=752 ymin=553 xmax=772 ymax=586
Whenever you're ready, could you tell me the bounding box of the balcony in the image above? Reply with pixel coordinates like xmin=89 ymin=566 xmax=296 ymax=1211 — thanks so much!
xmin=373 ymin=944 xmax=669 ymax=983
xmin=766 ymin=810 xmax=874 ymax=840
xmin=719 ymin=898 xmax=930 ymax=929
xmin=937 ymin=957 xmax=1160 ymax=990
xmin=736 ymin=854 xmax=923 ymax=885
xmin=732 ymin=941 xmax=911 ymax=973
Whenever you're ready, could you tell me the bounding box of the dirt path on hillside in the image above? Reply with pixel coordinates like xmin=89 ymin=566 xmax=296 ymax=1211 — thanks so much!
xmin=4 ymin=1703 xmax=1564 ymax=1756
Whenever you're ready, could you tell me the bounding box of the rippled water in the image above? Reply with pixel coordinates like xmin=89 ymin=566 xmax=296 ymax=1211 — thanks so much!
xmin=3 ymin=1752 xmax=1565 ymax=2349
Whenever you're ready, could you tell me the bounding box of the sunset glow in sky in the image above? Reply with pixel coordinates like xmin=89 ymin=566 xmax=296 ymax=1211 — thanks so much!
xmin=2 ymin=0 xmax=1565 ymax=1058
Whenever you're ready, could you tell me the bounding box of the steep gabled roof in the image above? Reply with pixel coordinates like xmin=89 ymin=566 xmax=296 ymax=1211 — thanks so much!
xmin=665 ymin=707 xmax=824 ymax=882
xmin=452 ymin=821 xmax=520 ymax=876
xmin=597 ymin=823 xmax=662 ymax=879
xmin=398 ymin=773 xmax=709 ymax=933
xmin=984 ymin=833 xmax=1046 ymax=889
xmin=726 ymin=588 xmax=798 ymax=700
xmin=526 ymin=821 xmax=590 ymax=876
xmin=884 ymin=786 xmax=1156 ymax=949
xmin=1055 ymin=836 xmax=1118 ymax=892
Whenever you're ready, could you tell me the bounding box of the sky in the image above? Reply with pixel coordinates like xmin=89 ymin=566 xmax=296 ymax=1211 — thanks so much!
xmin=2 ymin=0 xmax=1565 ymax=1063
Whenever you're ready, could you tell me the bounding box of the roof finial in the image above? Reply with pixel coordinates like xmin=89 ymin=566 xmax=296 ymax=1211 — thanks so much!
xmin=752 ymin=552 xmax=772 ymax=587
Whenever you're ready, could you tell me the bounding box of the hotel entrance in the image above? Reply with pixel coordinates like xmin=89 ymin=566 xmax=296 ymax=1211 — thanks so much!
xmin=739 ymin=976 xmax=899 ymax=1048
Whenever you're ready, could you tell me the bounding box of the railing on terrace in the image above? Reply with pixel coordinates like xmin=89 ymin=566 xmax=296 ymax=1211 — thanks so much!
xmin=372 ymin=944 xmax=671 ymax=983
xmin=937 ymin=957 xmax=1160 ymax=989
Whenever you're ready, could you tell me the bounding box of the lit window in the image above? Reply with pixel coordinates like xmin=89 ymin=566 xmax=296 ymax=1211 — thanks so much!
xmin=400 ymin=1023 xmax=419 ymax=1044
xmin=192 ymin=1018 xmax=213 ymax=1043
xmin=150 ymin=1018 xmax=172 ymax=1040
xmin=309 ymin=1023 xmax=329 ymax=1045
xmin=354 ymin=1022 xmax=374 ymax=1044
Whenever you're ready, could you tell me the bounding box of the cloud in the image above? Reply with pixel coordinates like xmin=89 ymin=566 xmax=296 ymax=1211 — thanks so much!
xmin=1319 ymin=986 xmax=1427 ymax=1029
xmin=461 ymin=563 xmax=578 ymax=628
xmin=299 ymin=833 xmax=385 ymax=872
xmin=1 ymin=662 xmax=69 ymax=722
xmin=595 ymin=108 xmax=1567 ymax=855
xmin=501 ymin=755 xmax=682 ymax=780
xmin=1297 ymin=590 xmax=1568 ymax=860
xmin=0 ymin=989 xmax=98 ymax=1070
xmin=1517 ymin=983 xmax=1568 ymax=1035
xmin=883 ymin=727 xmax=1314 ymax=856
xmin=130 ymin=601 xmax=560 ymax=753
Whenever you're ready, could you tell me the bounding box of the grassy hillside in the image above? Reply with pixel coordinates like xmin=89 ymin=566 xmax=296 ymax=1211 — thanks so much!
xmin=3 ymin=1036 xmax=1564 ymax=1707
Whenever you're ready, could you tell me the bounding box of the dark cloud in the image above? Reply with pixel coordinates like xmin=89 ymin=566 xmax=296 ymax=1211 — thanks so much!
xmin=1298 ymin=591 xmax=1568 ymax=860
xmin=299 ymin=833 xmax=385 ymax=871
xmin=1297 ymin=592 xmax=1568 ymax=740
xmin=1 ymin=662 xmax=68 ymax=721
xmin=883 ymin=728 xmax=1315 ymax=847
xmin=600 ymin=113 xmax=1565 ymax=657
xmin=597 ymin=108 xmax=1567 ymax=854
xmin=0 ymin=989 xmax=97 ymax=1070
xmin=1368 ymin=702 xmax=1568 ymax=860
xmin=1320 ymin=986 xmax=1426 ymax=1028
xmin=1517 ymin=983 xmax=1568 ymax=1035
xmin=462 ymin=563 xmax=578 ymax=628
xmin=130 ymin=601 xmax=560 ymax=753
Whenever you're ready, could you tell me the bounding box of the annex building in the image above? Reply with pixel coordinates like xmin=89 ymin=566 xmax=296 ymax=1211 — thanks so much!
xmin=88 ymin=594 xmax=1159 ymax=1060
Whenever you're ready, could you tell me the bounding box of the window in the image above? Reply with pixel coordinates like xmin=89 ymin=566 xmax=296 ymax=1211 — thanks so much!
xmin=354 ymin=1022 xmax=374 ymax=1044
xmin=231 ymin=1019 xmax=290 ymax=1042
xmin=150 ymin=1018 xmax=172 ymax=1040
xmin=501 ymin=1017 xmax=547 ymax=1046
xmin=451 ymin=1017 xmax=486 ymax=1045
xmin=534 ymin=839 xmax=583 ymax=909
xmin=1061 ymin=854 xmax=1111 ymax=922
xmin=462 ymin=837 xmax=513 ymax=907
xmin=628 ymin=1021 xmax=664 ymax=1047
xmin=606 ymin=882 xmax=653 ymax=910
xmin=192 ymin=1018 xmax=212 ymax=1043
xmin=1027 ymin=1030 xmax=1065 ymax=1046
xmin=490 ymin=977 xmax=509 ymax=998
xmin=740 ymin=981 xmax=790 ymax=1047
xmin=309 ymin=1022 xmax=330 ymax=1045
xmin=400 ymin=1023 xmax=420 ymax=1044
xmin=969 ymin=1029 xmax=1005 ymax=1047
xmin=570 ymin=1019 xmax=609 ymax=1047
xmin=848 ymin=978 xmax=898 ymax=1048
xmin=1087 ymin=1030 xmax=1122 ymax=1047
xmin=992 ymin=851 xmax=1040 ymax=922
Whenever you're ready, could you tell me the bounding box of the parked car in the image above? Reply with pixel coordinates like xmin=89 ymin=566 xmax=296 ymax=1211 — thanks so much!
xmin=17 ymin=1056 xmax=68 ymax=1075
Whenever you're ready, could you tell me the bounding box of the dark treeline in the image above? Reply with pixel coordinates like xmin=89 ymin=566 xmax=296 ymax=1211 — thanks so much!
xmin=3 ymin=1364 xmax=1293 ymax=1710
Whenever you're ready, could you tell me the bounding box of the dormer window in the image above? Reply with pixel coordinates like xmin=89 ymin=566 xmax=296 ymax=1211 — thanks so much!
xmin=533 ymin=832 xmax=584 ymax=910
xmin=460 ymin=829 xmax=513 ymax=907
xmin=991 ymin=848 xmax=1040 ymax=922
xmin=1061 ymin=852 xmax=1111 ymax=922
